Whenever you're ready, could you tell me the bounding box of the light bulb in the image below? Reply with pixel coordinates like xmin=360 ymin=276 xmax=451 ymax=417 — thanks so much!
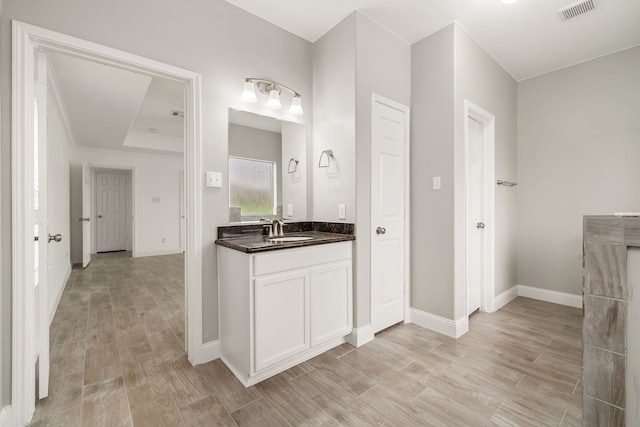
xmin=267 ymin=89 xmax=281 ymax=109
xmin=240 ymin=81 xmax=257 ymax=103
xmin=289 ymin=95 xmax=303 ymax=115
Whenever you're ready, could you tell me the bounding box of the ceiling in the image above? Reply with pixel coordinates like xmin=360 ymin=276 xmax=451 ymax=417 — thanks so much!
xmin=225 ymin=0 xmax=640 ymax=81
xmin=49 ymin=52 xmax=185 ymax=155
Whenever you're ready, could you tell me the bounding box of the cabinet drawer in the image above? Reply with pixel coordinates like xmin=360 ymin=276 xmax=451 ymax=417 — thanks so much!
xmin=253 ymin=241 xmax=352 ymax=276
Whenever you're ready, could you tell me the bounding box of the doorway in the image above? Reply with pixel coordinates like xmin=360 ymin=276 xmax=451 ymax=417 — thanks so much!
xmin=370 ymin=94 xmax=410 ymax=334
xmin=12 ymin=21 xmax=203 ymax=425
xmin=94 ymin=170 xmax=131 ymax=253
xmin=463 ymin=100 xmax=496 ymax=318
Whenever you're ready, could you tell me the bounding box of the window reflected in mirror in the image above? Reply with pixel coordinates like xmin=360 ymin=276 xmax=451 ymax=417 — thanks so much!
xmin=229 ymin=156 xmax=277 ymax=216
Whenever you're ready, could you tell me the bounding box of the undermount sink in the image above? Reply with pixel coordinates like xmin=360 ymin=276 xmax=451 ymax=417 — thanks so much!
xmin=269 ymin=236 xmax=314 ymax=242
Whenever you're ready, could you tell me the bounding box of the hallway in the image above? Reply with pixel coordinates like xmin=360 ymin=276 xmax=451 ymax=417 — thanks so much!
xmin=32 ymin=253 xmax=582 ymax=426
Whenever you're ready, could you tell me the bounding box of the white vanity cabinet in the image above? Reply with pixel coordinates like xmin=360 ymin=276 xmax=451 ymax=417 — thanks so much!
xmin=218 ymin=241 xmax=353 ymax=387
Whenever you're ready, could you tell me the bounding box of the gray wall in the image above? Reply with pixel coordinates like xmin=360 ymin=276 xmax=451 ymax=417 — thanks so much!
xmin=0 ymin=0 xmax=313 ymax=403
xmin=228 ymin=123 xmax=283 ymax=209
xmin=354 ymin=12 xmax=411 ymax=327
xmin=453 ymin=25 xmax=518 ymax=319
xmin=410 ymin=25 xmax=455 ymax=318
xmin=517 ymin=46 xmax=640 ymax=295
xmin=312 ymin=13 xmax=356 ymax=223
xmin=410 ymin=23 xmax=518 ymax=320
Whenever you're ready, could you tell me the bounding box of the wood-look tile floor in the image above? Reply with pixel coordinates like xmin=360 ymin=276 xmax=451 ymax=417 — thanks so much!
xmin=32 ymin=253 xmax=583 ymax=426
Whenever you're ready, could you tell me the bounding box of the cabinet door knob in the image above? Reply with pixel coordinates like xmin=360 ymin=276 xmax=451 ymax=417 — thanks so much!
xmin=376 ymin=227 xmax=386 ymax=235
xmin=477 ymin=222 xmax=485 ymax=229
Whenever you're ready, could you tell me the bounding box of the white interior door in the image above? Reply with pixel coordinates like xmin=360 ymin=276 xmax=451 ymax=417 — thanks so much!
xmin=466 ymin=117 xmax=484 ymax=315
xmin=34 ymin=51 xmax=50 ymax=399
xmin=371 ymin=97 xmax=408 ymax=334
xmin=95 ymin=171 xmax=127 ymax=252
xmin=81 ymin=164 xmax=92 ymax=267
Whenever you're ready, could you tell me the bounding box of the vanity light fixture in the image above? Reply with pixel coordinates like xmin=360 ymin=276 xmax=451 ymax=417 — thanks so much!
xmin=318 ymin=149 xmax=334 ymax=168
xmin=240 ymin=78 xmax=303 ymax=115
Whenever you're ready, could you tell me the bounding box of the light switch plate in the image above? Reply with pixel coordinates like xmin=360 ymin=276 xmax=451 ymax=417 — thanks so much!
xmin=338 ymin=204 xmax=346 ymax=220
xmin=206 ymin=171 xmax=222 ymax=188
xmin=432 ymin=176 xmax=441 ymax=190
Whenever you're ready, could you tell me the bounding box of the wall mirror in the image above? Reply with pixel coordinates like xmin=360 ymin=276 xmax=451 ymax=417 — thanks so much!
xmin=228 ymin=109 xmax=307 ymax=223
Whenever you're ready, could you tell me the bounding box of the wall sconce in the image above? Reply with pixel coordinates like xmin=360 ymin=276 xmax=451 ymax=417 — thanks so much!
xmin=241 ymin=78 xmax=303 ymax=115
xmin=287 ymin=158 xmax=299 ymax=174
xmin=318 ymin=150 xmax=334 ymax=168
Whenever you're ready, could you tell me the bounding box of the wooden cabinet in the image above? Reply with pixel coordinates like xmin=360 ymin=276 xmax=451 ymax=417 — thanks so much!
xmin=218 ymin=241 xmax=353 ymax=387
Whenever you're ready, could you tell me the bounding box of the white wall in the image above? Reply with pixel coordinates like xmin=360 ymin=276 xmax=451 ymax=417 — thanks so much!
xmin=70 ymin=149 xmax=184 ymax=262
xmin=312 ymin=14 xmax=356 ymax=223
xmin=47 ymin=80 xmax=73 ymax=322
xmin=518 ymin=46 xmax=640 ymax=296
xmin=453 ymin=25 xmax=518 ymax=319
xmin=281 ymin=121 xmax=308 ymax=220
xmin=1 ymin=0 xmax=314 ymax=348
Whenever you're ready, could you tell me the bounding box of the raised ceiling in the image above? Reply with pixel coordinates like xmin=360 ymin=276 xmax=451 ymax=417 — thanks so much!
xmin=49 ymin=52 xmax=185 ymax=155
xmin=225 ymin=0 xmax=640 ymax=81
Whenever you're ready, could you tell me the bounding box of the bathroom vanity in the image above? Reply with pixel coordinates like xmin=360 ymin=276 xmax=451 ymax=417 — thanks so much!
xmin=216 ymin=223 xmax=355 ymax=386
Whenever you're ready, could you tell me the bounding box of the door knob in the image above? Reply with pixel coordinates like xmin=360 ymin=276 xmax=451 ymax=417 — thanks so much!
xmin=376 ymin=227 xmax=386 ymax=235
xmin=79 ymin=217 xmax=90 ymax=222
xmin=476 ymin=222 xmax=485 ymax=229
xmin=48 ymin=233 xmax=62 ymax=243
xmin=97 ymin=215 xmax=103 ymax=218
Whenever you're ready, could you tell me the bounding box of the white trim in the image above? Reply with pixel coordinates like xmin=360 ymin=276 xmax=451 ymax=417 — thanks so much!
xmin=200 ymin=340 xmax=221 ymax=363
xmin=0 ymin=406 xmax=11 ymax=427
xmin=493 ymin=285 xmax=519 ymax=311
xmin=49 ymin=264 xmax=72 ymax=326
xmin=460 ymin=100 xmax=496 ymax=320
xmin=410 ymin=308 xmax=469 ymax=339
xmin=11 ymin=21 xmax=204 ymax=425
xmin=345 ymin=325 xmax=374 ymax=348
xmin=370 ymin=93 xmax=411 ymax=331
xmin=517 ymin=285 xmax=582 ymax=308
xmin=133 ymin=249 xmax=184 ymax=258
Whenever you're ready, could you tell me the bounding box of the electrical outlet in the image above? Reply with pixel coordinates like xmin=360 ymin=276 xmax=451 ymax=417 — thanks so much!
xmin=338 ymin=204 xmax=346 ymax=220
xmin=206 ymin=171 xmax=222 ymax=188
xmin=432 ymin=176 xmax=441 ymax=190
xmin=287 ymin=204 xmax=293 ymax=217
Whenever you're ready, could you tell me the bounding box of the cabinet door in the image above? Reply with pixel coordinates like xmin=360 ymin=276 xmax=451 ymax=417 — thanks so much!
xmin=254 ymin=269 xmax=310 ymax=372
xmin=310 ymin=260 xmax=353 ymax=347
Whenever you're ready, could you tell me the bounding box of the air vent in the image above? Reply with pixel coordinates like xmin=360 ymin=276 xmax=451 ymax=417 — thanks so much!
xmin=558 ymin=0 xmax=595 ymax=21
xmin=170 ymin=110 xmax=185 ymax=118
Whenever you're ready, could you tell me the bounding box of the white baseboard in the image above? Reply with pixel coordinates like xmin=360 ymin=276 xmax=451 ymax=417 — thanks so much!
xmin=198 ymin=339 xmax=221 ymax=364
xmin=50 ymin=263 xmax=72 ymax=325
xmin=517 ymin=284 xmax=582 ymax=308
xmin=345 ymin=325 xmax=374 ymax=347
xmin=493 ymin=285 xmax=519 ymax=311
xmin=0 ymin=405 xmax=11 ymax=427
xmin=410 ymin=308 xmax=468 ymax=338
xmin=133 ymin=248 xmax=182 ymax=258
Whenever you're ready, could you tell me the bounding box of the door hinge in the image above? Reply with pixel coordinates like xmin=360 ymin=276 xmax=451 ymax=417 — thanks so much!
xmin=34 ymin=80 xmax=46 ymax=98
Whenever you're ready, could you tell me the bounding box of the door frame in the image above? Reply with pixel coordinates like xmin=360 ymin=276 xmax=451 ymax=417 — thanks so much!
xmin=462 ymin=100 xmax=496 ymax=317
xmin=91 ymin=166 xmax=135 ymax=255
xmin=11 ymin=20 xmax=203 ymax=425
xmin=370 ymin=93 xmax=411 ymax=333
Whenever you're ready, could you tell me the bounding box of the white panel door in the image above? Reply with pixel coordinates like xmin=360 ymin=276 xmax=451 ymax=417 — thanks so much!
xmin=254 ymin=270 xmax=310 ymax=372
xmin=34 ymin=50 xmax=50 ymax=399
xmin=371 ymin=97 xmax=408 ymax=334
xmin=466 ymin=117 xmax=484 ymax=315
xmin=95 ymin=172 xmax=127 ymax=252
xmin=310 ymin=260 xmax=352 ymax=346
xmin=81 ymin=164 xmax=92 ymax=267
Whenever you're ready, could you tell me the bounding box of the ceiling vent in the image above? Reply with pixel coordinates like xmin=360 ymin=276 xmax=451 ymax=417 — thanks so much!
xmin=558 ymin=0 xmax=595 ymax=21
xmin=170 ymin=110 xmax=185 ymax=118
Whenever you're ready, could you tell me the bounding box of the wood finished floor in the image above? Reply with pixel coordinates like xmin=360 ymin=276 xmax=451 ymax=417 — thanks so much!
xmin=32 ymin=252 xmax=583 ymax=426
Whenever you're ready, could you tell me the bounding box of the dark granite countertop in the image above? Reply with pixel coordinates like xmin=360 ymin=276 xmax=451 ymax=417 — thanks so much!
xmin=215 ymin=222 xmax=355 ymax=253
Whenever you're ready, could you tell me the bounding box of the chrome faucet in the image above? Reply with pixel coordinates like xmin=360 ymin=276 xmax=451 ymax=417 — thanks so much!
xmin=271 ymin=219 xmax=285 ymax=237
